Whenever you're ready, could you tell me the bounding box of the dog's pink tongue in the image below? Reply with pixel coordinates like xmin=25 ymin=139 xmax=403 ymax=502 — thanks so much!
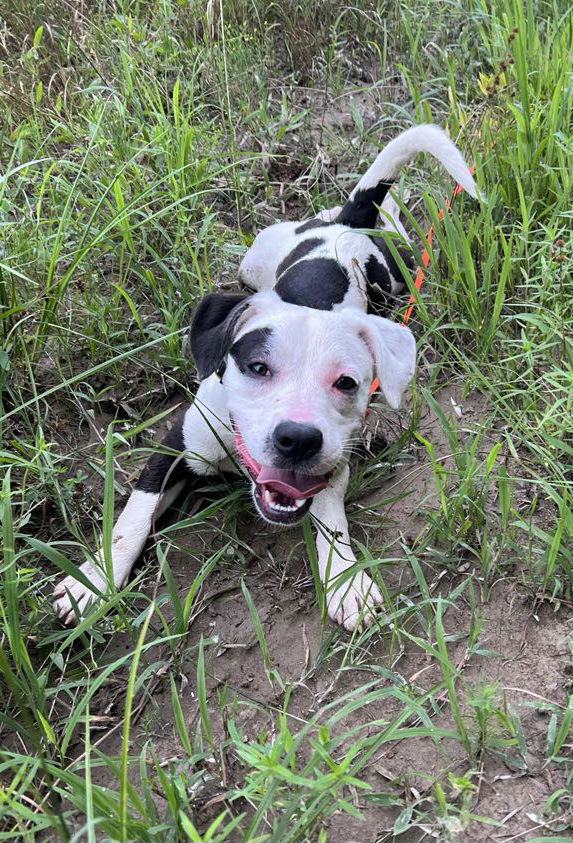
xmin=233 ymin=423 xmax=328 ymax=499
xmin=255 ymin=466 xmax=328 ymax=499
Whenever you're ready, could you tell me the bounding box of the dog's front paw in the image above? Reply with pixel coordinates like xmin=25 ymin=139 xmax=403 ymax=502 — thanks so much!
xmin=327 ymin=572 xmax=383 ymax=631
xmin=52 ymin=564 xmax=107 ymax=625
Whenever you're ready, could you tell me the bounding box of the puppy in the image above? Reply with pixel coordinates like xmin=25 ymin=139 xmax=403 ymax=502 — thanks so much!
xmin=54 ymin=125 xmax=478 ymax=630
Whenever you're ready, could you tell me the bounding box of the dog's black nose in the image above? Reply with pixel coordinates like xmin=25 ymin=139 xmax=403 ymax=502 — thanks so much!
xmin=273 ymin=422 xmax=323 ymax=463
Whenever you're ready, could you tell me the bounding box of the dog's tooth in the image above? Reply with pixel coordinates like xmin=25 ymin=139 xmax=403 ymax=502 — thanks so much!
xmin=266 ymin=495 xmax=284 ymax=512
xmin=262 ymin=490 xmax=304 ymax=515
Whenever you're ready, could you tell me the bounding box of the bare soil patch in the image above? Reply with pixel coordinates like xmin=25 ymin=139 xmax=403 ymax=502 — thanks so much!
xmin=83 ymin=388 xmax=572 ymax=840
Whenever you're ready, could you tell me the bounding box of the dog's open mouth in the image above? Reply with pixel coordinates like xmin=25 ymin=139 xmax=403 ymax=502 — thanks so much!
xmin=233 ymin=424 xmax=329 ymax=525
xmin=253 ymin=483 xmax=313 ymax=523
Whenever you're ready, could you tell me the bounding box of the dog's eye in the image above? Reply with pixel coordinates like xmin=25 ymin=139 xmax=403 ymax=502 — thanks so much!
xmin=248 ymin=361 xmax=269 ymax=377
xmin=334 ymin=375 xmax=358 ymax=392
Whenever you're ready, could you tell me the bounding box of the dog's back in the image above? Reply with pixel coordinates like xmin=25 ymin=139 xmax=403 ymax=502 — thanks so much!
xmin=239 ymin=124 xmax=478 ymax=314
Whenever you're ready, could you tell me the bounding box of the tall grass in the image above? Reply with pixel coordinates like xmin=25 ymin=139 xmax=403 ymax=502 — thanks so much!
xmin=0 ymin=0 xmax=572 ymax=840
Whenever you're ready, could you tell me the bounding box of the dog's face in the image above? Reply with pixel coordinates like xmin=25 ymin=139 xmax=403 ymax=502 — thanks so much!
xmin=191 ymin=291 xmax=415 ymax=525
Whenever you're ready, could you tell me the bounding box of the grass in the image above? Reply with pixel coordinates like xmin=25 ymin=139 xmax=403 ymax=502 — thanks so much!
xmin=1 ymin=0 xmax=572 ymax=840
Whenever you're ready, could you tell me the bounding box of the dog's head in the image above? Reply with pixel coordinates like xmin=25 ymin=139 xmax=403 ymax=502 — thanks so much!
xmin=190 ymin=291 xmax=415 ymax=525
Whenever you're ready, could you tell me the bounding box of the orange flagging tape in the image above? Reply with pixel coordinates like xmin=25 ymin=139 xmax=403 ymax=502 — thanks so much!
xmin=369 ymin=165 xmax=475 ymax=398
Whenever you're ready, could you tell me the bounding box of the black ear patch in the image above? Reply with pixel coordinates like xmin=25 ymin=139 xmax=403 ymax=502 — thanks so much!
xmin=190 ymin=293 xmax=250 ymax=380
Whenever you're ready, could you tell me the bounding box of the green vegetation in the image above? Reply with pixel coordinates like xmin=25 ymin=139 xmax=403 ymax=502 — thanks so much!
xmin=1 ymin=0 xmax=572 ymax=839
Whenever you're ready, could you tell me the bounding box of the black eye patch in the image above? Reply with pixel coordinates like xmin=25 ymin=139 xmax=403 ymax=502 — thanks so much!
xmin=230 ymin=328 xmax=273 ymax=374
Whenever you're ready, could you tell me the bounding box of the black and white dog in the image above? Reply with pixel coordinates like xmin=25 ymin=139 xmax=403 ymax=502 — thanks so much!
xmin=54 ymin=125 xmax=478 ymax=630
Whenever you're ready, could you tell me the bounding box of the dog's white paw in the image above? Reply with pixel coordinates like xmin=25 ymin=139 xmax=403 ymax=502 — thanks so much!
xmin=327 ymin=572 xmax=383 ymax=631
xmin=52 ymin=564 xmax=107 ymax=625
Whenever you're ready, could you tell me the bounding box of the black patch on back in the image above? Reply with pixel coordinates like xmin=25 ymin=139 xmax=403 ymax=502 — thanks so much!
xmin=370 ymin=235 xmax=415 ymax=287
xmin=275 ymin=258 xmax=349 ymax=310
xmin=295 ymin=218 xmax=332 ymax=234
xmin=135 ymin=412 xmax=191 ymax=494
xmin=276 ymin=237 xmax=324 ymax=279
xmin=365 ymin=254 xmax=393 ymax=315
xmin=365 ymin=254 xmax=392 ymax=291
xmin=230 ymin=328 xmax=273 ymax=374
xmin=335 ymin=181 xmax=393 ymax=229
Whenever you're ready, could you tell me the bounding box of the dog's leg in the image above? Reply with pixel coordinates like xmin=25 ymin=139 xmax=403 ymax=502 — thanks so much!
xmin=53 ymin=379 xmax=232 ymax=623
xmin=310 ymin=465 xmax=382 ymax=631
xmin=53 ymin=419 xmax=189 ymax=624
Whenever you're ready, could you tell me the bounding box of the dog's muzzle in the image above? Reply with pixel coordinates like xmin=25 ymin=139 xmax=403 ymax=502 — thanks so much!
xmin=232 ymin=424 xmax=329 ymax=524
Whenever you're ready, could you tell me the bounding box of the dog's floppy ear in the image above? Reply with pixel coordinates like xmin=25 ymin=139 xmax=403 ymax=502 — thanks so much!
xmin=190 ymin=293 xmax=251 ymax=380
xmin=358 ymin=314 xmax=416 ymax=409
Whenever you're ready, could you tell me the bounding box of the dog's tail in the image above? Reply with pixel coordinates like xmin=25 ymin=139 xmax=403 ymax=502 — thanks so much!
xmin=335 ymin=124 xmax=479 ymax=229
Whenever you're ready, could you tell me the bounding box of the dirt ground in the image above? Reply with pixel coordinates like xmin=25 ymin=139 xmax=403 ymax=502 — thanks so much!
xmin=81 ymin=386 xmax=573 ymax=841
